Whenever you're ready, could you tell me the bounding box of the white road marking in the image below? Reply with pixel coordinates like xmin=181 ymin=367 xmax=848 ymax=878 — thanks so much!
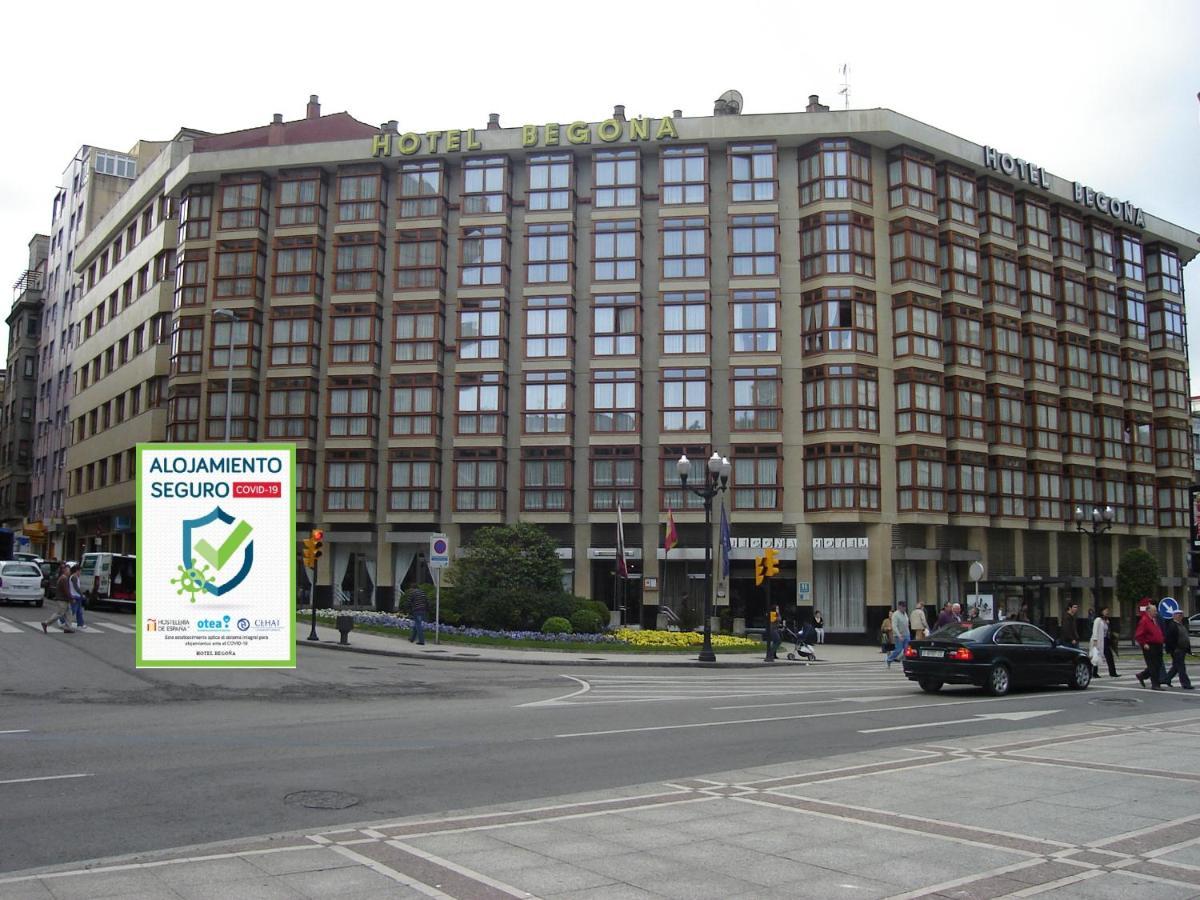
xmin=0 ymin=617 xmax=22 ymax=633
xmin=714 ymin=695 xmax=901 ymax=710
xmin=858 ymin=709 xmax=1060 ymax=734
xmin=90 ymin=621 xmax=135 ymax=633
xmin=0 ymin=773 xmax=93 ymax=785
xmin=0 ymin=730 xmax=30 ymax=735
xmin=517 ymin=674 xmax=592 ymax=708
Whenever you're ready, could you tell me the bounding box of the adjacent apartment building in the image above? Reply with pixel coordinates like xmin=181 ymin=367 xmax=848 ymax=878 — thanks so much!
xmin=65 ymin=93 xmax=1199 ymax=633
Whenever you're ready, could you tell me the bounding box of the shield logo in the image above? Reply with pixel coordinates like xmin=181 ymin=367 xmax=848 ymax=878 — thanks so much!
xmin=181 ymin=506 xmax=254 ymax=597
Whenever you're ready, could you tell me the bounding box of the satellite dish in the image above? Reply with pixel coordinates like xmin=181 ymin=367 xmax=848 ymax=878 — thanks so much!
xmin=718 ymin=90 xmax=744 ymax=114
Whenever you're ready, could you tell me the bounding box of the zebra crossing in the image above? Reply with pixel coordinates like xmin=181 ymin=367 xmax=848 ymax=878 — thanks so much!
xmin=0 ymin=614 xmax=135 ymax=635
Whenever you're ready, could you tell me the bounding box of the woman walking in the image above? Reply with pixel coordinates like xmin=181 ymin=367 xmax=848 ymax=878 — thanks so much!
xmin=1089 ymin=606 xmax=1117 ymax=678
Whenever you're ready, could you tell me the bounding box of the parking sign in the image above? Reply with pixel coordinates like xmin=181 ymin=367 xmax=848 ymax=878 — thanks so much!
xmin=429 ymin=534 xmax=450 ymax=569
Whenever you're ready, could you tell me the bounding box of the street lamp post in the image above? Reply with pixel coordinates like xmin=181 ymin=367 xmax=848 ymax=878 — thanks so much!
xmin=212 ymin=308 xmax=237 ymax=443
xmin=1074 ymin=505 xmax=1115 ymax=612
xmin=677 ymin=451 xmax=731 ymax=664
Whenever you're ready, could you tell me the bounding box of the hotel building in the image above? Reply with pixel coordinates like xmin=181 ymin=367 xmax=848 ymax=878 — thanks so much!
xmin=65 ymin=93 xmax=1198 ymax=634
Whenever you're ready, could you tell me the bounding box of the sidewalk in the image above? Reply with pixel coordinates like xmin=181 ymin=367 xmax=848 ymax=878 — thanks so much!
xmin=5 ymin=708 xmax=1200 ymax=899
xmin=296 ymin=621 xmax=884 ymax=667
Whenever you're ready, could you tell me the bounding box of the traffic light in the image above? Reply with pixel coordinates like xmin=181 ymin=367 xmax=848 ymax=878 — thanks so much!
xmin=755 ymin=555 xmax=765 ymax=586
xmin=763 ymin=547 xmax=780 ymax=578
xmin=302 ymin=529 xmax=324 ymax=567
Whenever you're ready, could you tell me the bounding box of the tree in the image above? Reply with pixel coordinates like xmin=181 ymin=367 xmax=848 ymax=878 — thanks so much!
xmin=1116 ymin=548 xmax=1159 ymax=609
xmin=449 ymin=523 xmax=571 ymax=631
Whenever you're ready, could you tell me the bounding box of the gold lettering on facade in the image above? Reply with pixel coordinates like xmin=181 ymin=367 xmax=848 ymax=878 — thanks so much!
xmin=545 ymin=122 xmax=560 ymax=145
xmin=655 ymin=116 xmax=678 ymax=140
xmin=371 ymin=134 xmax=393 ymax=157
xmin=398 ymin=133 xmax=421 ymax=155
xmin=466 ymin=129 xmax=481 ymax=150
xmin=567 ymin=121 xmax=590 ymax=144
xmin=597 ymin=119 xmax=622 ymax=142
xmin=426 ymin=131 xmax=443 ymax=153
xmin=629 ymin=117 xmax=650 ymax=141
xmin=522 ymin=125 xmax=538 ymax=147
xmin=446 ymin=130 xmax=462 ymax=152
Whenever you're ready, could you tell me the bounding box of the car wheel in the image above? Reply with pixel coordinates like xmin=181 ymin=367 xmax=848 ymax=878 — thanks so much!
xmin=986 ymin=663 xmax=1011 ymax=696
xmin=1069 ymin=659 xmax=1092 ymax=690
xmin=918 ymin=678 xmax=943 ymax=693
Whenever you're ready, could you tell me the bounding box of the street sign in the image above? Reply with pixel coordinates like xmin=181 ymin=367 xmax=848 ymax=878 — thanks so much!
xmin=797 ymin=581 xmax=812 ymax=602
xmin=429 ymin=533 xmax=450 ymax=569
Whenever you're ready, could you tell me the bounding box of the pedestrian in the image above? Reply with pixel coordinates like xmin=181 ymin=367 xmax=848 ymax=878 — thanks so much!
xmin=765 ymin=604 xmax=782 ymax=662
xmin=910 ymin=603 xmax=928 ymax=640
xmin=1164 ymin=609 xmax=1194 ymax=690
xmin=406 ymin=583 xmax=429 ymax=645
xmin=1134 ymin=600 xmax=1165 ymax=690
xmin=1088 ymin=606 xmax=1108 ymax=678
xmin=1094 ymin=606 xmax=1119 ymax=677
xmin=880 ymin=614 xmax=894 ymax=653
xmin=886 ymin=602 xmax=910 ymax=669
xmin=1060 ymin=602 xmax=1079 ymax=648
xmin=812 ymin=609 xmax=825 ymax=644
xmin=934 ymin=602 xmax=954 ymax=629
xmin=41 ymin=563 xmax=76 ymax=634
xmin=68 ymin=564 xmax=86 ymax=630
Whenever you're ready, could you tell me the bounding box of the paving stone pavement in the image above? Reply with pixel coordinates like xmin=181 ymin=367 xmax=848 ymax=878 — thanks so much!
xmin=4 ymin=709 xmax=1200 ymax=899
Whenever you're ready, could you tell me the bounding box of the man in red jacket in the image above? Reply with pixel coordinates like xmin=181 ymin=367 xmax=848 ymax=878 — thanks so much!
xmin=1135 ymin=600 xmax=1166 ymax=690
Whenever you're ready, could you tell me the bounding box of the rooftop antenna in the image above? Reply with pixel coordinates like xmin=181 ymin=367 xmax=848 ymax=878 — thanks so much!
xmin=839 ymin=63 xmax=851 ymax=109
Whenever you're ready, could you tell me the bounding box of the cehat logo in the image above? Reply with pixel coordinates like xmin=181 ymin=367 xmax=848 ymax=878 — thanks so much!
xmin=172 ymin=506 xmax=255 ymax=600
xmin=237 ymin=618 xmax=251 ymax=631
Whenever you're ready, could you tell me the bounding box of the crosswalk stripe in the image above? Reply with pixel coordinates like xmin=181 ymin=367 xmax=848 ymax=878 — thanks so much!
xmin=92 ymin=621 xmax=135 ymax=633
xmin=0 ymin=618 xmax=21 ymax=633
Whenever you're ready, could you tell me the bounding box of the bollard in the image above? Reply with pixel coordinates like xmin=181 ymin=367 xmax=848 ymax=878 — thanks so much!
xmin=335 ymin=614 xmax=354 ymax=645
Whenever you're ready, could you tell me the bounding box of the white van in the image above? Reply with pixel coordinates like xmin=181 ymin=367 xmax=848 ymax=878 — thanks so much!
xmin=80 ymin=552 xmax=136 ymax=610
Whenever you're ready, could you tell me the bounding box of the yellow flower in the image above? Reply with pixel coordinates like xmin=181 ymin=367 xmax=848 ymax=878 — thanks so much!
xmin=614 ymin=629 xmax=759 ymax=649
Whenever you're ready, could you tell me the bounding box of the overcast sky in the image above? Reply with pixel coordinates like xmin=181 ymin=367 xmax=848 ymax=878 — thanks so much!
xmin=2 ymin=0 xmax=1197 ymax=384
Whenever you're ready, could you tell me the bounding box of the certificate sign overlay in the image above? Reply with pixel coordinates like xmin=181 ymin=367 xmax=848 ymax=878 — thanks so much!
xmin=136 ymin=444 xmax=296 ymax=668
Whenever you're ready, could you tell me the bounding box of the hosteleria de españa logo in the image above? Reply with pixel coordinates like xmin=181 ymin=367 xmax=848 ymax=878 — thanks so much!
xmin=137 ymin=444 xmax=296 ymax=668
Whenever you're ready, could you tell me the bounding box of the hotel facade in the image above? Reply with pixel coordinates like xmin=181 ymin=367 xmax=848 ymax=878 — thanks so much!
xmin=64 ymin=94 xmax=1199 ymax=635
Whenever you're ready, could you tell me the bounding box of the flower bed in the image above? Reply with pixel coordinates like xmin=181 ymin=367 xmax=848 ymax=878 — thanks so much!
xmin=614 ymin=628 xmax=760 ymax=649
xmin=309 ymin=608 xmax=621 ymax=644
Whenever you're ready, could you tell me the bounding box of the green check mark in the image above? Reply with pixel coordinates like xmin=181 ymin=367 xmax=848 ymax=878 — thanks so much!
xmin=194 ymin=520 xmax=253 ymax=570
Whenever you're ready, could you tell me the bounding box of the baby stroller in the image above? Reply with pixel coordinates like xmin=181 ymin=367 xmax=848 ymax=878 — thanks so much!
xmin=783 ymin=621 xmax=818 ymax=663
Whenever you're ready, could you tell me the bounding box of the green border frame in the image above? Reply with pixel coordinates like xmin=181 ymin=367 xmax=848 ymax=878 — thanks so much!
xmin=135 ymin=443 xmax=297 ymax=668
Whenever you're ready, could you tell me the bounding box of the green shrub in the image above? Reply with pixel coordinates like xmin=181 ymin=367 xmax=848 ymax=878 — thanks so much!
xmin=399 ymin=583 xmax=462 ymax=625
xmin=542 ymin=616 xmax=573 ymax=634
xmin=570 ymin=609 xmax=603 ymax=634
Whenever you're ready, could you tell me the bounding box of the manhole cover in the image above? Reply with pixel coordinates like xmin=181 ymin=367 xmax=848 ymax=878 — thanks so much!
xmin=1092 ymin=697 xmax=1140 ymax=706
xmin=284 ymin=790 xmax=360 ymax=810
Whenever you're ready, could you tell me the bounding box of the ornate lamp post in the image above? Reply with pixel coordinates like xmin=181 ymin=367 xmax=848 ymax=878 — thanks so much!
xmin=677 ymin=451 xmax=731 ymax=663
xmin=1074 ymin=505 xmax=1115 ymax=612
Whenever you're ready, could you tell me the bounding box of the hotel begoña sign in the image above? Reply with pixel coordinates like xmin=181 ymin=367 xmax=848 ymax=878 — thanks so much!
xmin=372 ymin=116 xmax=679 ymax=157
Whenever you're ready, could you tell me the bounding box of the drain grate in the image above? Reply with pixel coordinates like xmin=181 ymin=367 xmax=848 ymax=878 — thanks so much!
xmin=284 ymin=790 xmax=360 ymax=810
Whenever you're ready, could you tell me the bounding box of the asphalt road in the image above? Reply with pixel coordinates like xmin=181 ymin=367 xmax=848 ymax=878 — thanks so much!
xmin=2 ymin=608 xmax=1194 ymax=874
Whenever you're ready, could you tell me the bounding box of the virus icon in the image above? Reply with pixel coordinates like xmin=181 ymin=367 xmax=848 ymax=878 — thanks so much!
xmin=170 ymin=558 xmax=212 ymax=602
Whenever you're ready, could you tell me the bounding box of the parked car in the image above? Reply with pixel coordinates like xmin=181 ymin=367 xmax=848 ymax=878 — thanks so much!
xmin=14 ymin=552 xmax=43 ymax=564
xmin=1188 ymin=614 xmax=1200 ymax=638
xmin=901 ymin=621 xmax=1091 ymax=696
xmin=0 ymin=560 xmax=48 ymax=606
xmin=79 ymin=552 xmax=136 ymax=610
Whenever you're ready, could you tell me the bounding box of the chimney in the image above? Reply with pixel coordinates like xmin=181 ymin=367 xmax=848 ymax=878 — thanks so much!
xmin=381 ymin=120 xmax=399 ymax=134
xmin=613 ymin=104 xmax=626 ymax=121
xmin=487 ymin=113 xmax=501 ymax=130
xmin=673 ymin=109 xmax=682 ymax=118
xmin=306 ymin=94 xmax=320 ymax=119
xmin=268 ymin=113 xmax=286 ymax=146
xmin=272 ymin=114 xmax=283 ymax=124
xmin=806 ymin=94 xmax=830 ymax=113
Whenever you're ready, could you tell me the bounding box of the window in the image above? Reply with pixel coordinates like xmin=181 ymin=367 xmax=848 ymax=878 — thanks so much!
xmin=276 ymin=171 xmax=321 ymax=227
xmin=1053 ymin=210 xmax=1084 ymax=262
xmin=729 ymin=143 xmax=776 ymax=202
xmin=732 ymin=445 xmax=780 ymax=510
xmin=1096 ymin=406 xmax=1124 ymax=461
xmin=591 ymin=446 xmax=639 ymax=512
xmin=661 ymin=217 xmax=707 ymax=278
xmin=947 ymin=451 xmax=986 ymax=515
xmin=1027 ymin=393 xmax=1060 ymax=451
xmin=1149 ymin=299 xmax=1186 ymax=353
xmin=392 ymin=300 xmax=441 ymax=363
xmin=1065 ymin=465 xmax=1096 ymax=513
xmin=801 ymin=287 xmax=877 ymax=354
xmin=1086 ymin=222 xmax=1115 ymax=273
xmin=461 ymin=225 xmax=506 ymax=286
xmin=390 ymin=373 xmax=440 ymax=437
xmin=1151 ymin=360 xmax=1188 ymax=412
xmin=166 ymin=386 xmax=200 ymax=441
xmin=981 ymin=247 xmax=1019 ymax=308
xmin=330 ymin=306 xmax=378 ymax=365
xmin=1062 ymin=400 xmax=1094 ymax=455
xmin=887 ymin=148 xmax=935 ymax=212
xmin=1023 ymin=324 xmax=1058 ymax=385
xmin=1029 ymin=463 xmax=1062 ymax=520
xmin=661 ymin=367 xmax=708 ymax=431
xmin=389 ymin=449 xmax=438 ymax=513
xmin=661 ymin=291 xmax=707 ymax=354
xmin=394 ymin=229 xmax=445 ymax=290
xmin=334 ymin=233 xmax=383 ymax=293
xmin=937 ymin=165 xmax=977 ymax=226
xmin=211 ymin=315 xmax=262 ymax=369
xmin=803 ymin=365 xmax=879 ymax=432
xmin=984 ymin=314 xmax=1021 ymax=377
xmin=1123 ymin=349 xmax=1150 ymax=403
xmin=462 ymin=157 xmax=508 ymax=214
xmin=1091 ymin=280 xmax=1119 ymax=335
xmin=269 ymin=308 xmax=320 ymax=367
xmin=940 ymin=232 xmax=980 ymax=295
xmin=593 ymin=220 xmax=639 ymax=281
xmin=893 ymin=293 xmax=940 ymax=360
xmin=1155 ymin=422 xmax=1190 ymax=470
xmin=661 ymin=145 xmax=707 ymax=205
xmin=731 ymin=367 xmax=780 ymax=431
xmin=95 ymin=151 xmax=136 ymax=179
xmin=1020 ymin=259 xmax=1055 ymax=317
xmin=943 ymin=305 xmax=983 ymax=368
xmin=170 ymin=317 xmax=203 ymax=375
xmin=525 ymin=296 xmax=571 ymax=358
xmin=273 ymin=236 xmax=322 ymax=296
xmin=1018 ymin=198 xmax=1052 ymax=252
xmin=1157 ymin=479 xmax=1188 ymax=529
xmin=988 ymin=458 xmax=1026 ymax=518
xmin=336 ymin=169 xmax=384 ymax=223
xmin=661 ymin=445 xmax=708 ymax=511
xmin=889 ymin=218 xmax=938 ymax=285
xmin=457 ymin=298 xmax=504 ymax=359
xmin=592 ymin=369 xmax=639 ymax=433
xmin=526 ymin=223 xmax=571 ymax=283
xmin=946 ymin=377 xmax=985 ymax=441
xmin=1059 ymin=333 xmax=1091 ymax=391
xmin=326 ymin=450 xmax=375 ymax=512
xmin=730 ymin=290 xmax=779 ymax=352
xmin=456 ymin=372 xmax=503 ymax=435
xmin=327 ymin=377 xmax=377 ymax=437
xmin=455 ymin=449 xmax=502 ymax=512
xmin=206 ymin=383 xmax=259 ymax=440
xmin=594 ymin=149 xmax=639 ymax=207
xmin=398 ymin=160 xmax=444 ymax=218
xmin=524 ymin=370 xmax=571 ymax=434
xmin=1057 ymin=271 xmax=1089 ymax=326
xmin=592 ymin=294 xmax=639 ymax=357
xmin=799 ymin=139 xmax=872 ymax=205
xmin=174 ymin=251 xmax=208 ymax=308
xmin=1093 ymin=343 xmax=1121 ymax=397
xmin=897 ymin=446 xmax=945 ymax=512
xmin=804 ymin=443 xmax=880 ymax=511
xmin=978 ymin=182 xmax=1015 ymax=239
xmin=1130 ymin=475 xmax=1154 ymax=526
xmin=218 ymin=179 xmax=267 ymax=231
xmin=522 ymin=447 xmax=570 ymax=512
xmin=801 ymin=212 xmax=873 ymax=278
xmin=1146 ymin=244 xmax=1182 ymax=294
xmin=1122 ymin=289 xmax=1147 ymax=342
xmin=895 ymin=370 xmax=943 ymax=435
xmin=730 ymin=215 xmax=778 ymax=276
xmin=527 ymin=153 xmax=572 ymax=211
xmin=988 ymin=386 xmax=1024 ymax=446
xmin=214 ymin=241 xmax=265 ymax=300
xmin=266 ymin=378 xmax=317 ymax=439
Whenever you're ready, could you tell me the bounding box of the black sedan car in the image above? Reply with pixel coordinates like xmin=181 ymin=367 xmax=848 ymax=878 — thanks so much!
xmin=901 ymin=621 xmax=1092 ymax=696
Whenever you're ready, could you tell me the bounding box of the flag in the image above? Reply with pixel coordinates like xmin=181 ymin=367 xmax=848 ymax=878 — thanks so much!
xmin=615 ymin=504 xmax=629 ymax=578
xmin=720 ymin=500 xmax=731 ymax=579
xmin=664 ymin=509 xmax=678 ymax=553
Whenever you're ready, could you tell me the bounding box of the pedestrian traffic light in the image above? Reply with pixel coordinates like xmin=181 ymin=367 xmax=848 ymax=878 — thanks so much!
xmin=763 ymin=547 xmax=780 ymax=579
xmin=302 ymin=529 xmax=324 ymax=567
xmin=755 ymin=555 xmax=765 ymax=586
